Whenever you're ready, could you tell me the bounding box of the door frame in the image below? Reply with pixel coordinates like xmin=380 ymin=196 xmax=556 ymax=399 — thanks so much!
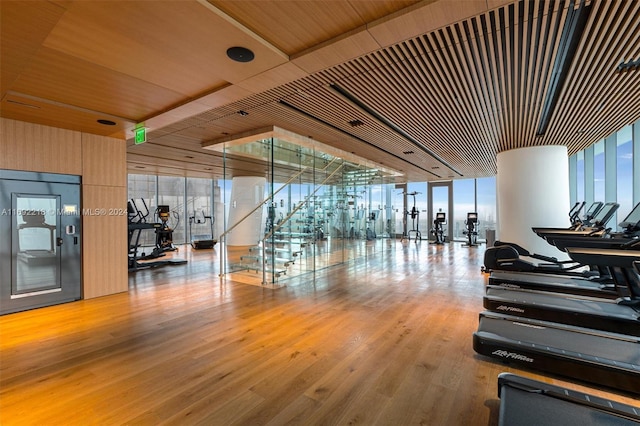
xmin=428 ymin=181 xmax=453 ymax=241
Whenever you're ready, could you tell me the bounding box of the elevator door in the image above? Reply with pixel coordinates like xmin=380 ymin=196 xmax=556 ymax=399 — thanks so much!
xmin=0 ymin=171 xmax=81 ymax=315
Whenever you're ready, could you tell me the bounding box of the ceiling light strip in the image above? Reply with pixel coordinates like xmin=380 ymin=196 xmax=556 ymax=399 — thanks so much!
xmin=329 ymin=83 xmax=463 ymax=177
xmin=277 ymin=100 xmax=441 ymax=178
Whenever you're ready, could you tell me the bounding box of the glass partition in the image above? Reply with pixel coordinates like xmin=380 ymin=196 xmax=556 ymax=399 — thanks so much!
xmin=207 ymin=128 xmax=400 ymax=287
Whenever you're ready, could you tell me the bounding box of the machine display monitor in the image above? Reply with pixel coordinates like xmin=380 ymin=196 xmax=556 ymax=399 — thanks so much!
xmin=619 ymin=203 xmax=640 ymax=229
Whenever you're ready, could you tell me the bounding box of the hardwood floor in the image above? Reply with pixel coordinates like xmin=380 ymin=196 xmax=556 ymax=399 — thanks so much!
xmin=1 ymin=239 xmax=638 ymax=425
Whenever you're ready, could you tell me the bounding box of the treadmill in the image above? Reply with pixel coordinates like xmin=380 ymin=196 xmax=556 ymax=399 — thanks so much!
xmin=496 ymin=373 xmax=640 ymax=425
xmin=533 ymin=202 xmax=619 ymax=242
xmin=531 ymin=201 xmax=603 ymax=236
xmin=484 ymin=247 xmax=640 ymax=337
xmin=488 ymin=205 xmax=640 ymax=299
xmin=484 ymin=202 xmax=619 ymax=275
xmin=474 ymin=247 xmax=640 ymax=394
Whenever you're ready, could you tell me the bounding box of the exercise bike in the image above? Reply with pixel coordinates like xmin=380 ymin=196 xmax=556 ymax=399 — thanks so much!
xmin=462 ymin=212 xmax=479 ymax=247
xmin=431 ymin=212 xmax=446 ymax=244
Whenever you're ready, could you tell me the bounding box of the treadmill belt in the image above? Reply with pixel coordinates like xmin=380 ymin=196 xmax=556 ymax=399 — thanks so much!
xmin=499 ymin=376 xmax=640 ymax=425
xmin=478 ymin=314 xmax=640 ymax=370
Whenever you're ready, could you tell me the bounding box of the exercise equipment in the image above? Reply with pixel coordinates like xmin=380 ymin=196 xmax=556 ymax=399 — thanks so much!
xmin=483 ymin=202 xmax=619 ymax=274
xmin=127 ymin=199 xmax=187 ymax=271
xmin=462 ymin=212 xmax=478 ymax=247
xmin=16 ymin=210 xmax=57 ymax=264
xmin=401 ymin=192 xmax=421 ymax=242
xmin=366 ymin=211 xmax=378 ymax=241
xmin=155 ymin=205 xmax=178 ymax=253
xmin=475 ymin=246 xmax=640 ymax=394
xmin=496 ymin=373 xmax=640 ymax=425
xmin=567 ymin=201 xmax=586 ymax=227
xmin=483 ymin=245 xmax=640 ymax=336
xmin=430 ymin=212 xmax=446 ymax=244
xmin=189 ymin=210 xmax=216 ymax=249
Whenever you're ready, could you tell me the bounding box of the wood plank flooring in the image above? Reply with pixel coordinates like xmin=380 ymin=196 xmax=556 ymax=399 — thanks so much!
xmin=1 ymin=239 xmax=638 ymax=425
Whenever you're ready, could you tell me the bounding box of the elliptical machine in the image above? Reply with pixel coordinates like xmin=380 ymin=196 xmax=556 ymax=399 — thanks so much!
xmin=431 ymin=211 xmax=446 ymax=244
xmin=462 ymin=212 xmax=479 ymax=247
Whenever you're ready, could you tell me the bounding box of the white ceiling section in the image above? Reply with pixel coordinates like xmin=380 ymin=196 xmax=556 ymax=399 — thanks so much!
xmin=1 ymin=0 xmax=639 ymax=182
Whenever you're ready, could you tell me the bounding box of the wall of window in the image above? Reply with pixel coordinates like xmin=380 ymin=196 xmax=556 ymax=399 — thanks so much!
xmin=569 ymin=119 xmax=639 ymax=230
xmin=452 ymin=179 xmax=475 ymax=240
xmin=128 ymin=174 xmax=216 ymax=247
xmin=403 ymin=178 xmax=497 ymax=242
xmin=475 ymin=177 xmax=497 ymax=240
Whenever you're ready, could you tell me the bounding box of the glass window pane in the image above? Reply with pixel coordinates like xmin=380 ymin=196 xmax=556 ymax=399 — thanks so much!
xmin=476 ymin=177 xmax=497 ymax=241
xmin=15 ymin=196 xmax=59 ymax=293
xmin=158 ymin=176 xmax=186 ymax=245
xmin=186 ymin=178 xmax=214 ymax=241
xmin=594 ymin=140 xmax=605 ymax=202
xmin=576 ymin=151 xmax=585 ymax=202
xmin=127 ymin=174 xmax=157 ymax=247
xmin=617 ymin=126 xmax=633 ymax=228
xmin=453 ymin=179 xmax=475 ymax=240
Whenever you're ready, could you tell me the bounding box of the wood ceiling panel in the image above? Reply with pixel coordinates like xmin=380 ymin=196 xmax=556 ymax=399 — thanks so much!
xmin=9 ymin=47 xmax=183 ymax=120
xmin=208 ymin=0 xmax=418 ymax=55
xmin=1 ymin=93 xmax=133 ymax=138
xmin=0 ymin=1 xmax=66 ymax=97
xmin=43 ymin=1 xmax=286 ymax=92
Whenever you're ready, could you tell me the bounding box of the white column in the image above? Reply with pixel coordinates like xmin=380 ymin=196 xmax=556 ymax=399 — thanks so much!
xmin=226 ymin=176 xmax=266 ymax=246
xmin=496 ymin=145 xmax=570 ymax=259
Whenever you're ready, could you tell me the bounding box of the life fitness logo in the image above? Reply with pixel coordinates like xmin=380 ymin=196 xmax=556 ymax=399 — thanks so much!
xmin=491 ymin=350 xmax=534 ymax=363
xmin=496 ymin=305 xmax=525 ymax=313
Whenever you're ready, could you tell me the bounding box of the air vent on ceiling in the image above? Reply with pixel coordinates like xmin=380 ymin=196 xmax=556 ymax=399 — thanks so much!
xmin=403 ymin=150 xmax=415 ymax=155
xmin=348 ymin=119 xmax=364 ymax=127
xmin=237 ymin=110 xmax=249 ymax=116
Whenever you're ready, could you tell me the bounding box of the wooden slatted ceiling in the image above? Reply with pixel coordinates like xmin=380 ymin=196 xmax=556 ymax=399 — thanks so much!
xmin=546 ymin=0 xmax=640 ymax=151
xmin=150 ymin=0 xmax=638 ymax=181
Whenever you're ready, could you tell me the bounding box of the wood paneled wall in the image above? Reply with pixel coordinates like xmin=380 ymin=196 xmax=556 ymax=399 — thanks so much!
xmin=0 ymin=117 xmax=128 ymax=299
xmin=0 ymin=117 xmax=82 ymax=174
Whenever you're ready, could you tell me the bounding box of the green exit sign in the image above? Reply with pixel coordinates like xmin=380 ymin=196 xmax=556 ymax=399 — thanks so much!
xmin=134 ymin=127 xmax=146 ymax=144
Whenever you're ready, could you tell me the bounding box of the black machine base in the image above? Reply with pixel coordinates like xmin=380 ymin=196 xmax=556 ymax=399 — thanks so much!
xmin=191 ymin=237 xmax=217 ymax=250
xmin=473 ymin=312 xmax=640 ymax=395
xmin=497 ymin=373 xmax=640 ymax=425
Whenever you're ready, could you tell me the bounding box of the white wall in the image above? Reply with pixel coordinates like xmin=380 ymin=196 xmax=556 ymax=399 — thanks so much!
xmin=497 ymin=145 xmax=570 ymax=259
xmin=226 ymin=176 xmax=266 ymax=246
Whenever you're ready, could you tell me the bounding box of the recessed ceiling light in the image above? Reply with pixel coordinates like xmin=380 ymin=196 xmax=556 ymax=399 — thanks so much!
xmin=432 ymin=166 xmax=440 ymax=169
xmin=237 ymin=110 xmax=249 ymax=116
xmin=348 ymin=119 xmax=364 ymax=127
xmin=403 ymin=150 xmax=414 ymax=155
xmin=227 ymin=46 xmax=255 ymax=63
xmin=185 ymin=155 xmax=194 ymax=159
xmin=135 ymin=165 xmax=145 ymax=169
xmin=204 ymin=167 xmax=212 ymax=171
xmin=97 ymin=119 xmax=116 ymax=126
